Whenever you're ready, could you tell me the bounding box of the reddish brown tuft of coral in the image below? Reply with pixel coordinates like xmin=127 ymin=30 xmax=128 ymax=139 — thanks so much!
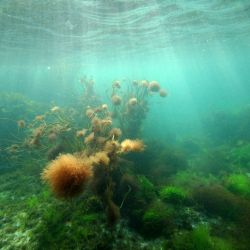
xmin=17 ymin=120 xmax=26 ymax=128
xmin=84 ymin=132 xmax=95 ymax=144
xmin=148 ymin=81 xmax=160 ymax=92
xmin=42 ymin=154 xmax=93 ymax=198
xmin=90 ymin=151 xmax=110 ymax=166
xmin=159 ymin=89 xmax=168 ymax=97
xmin=128 ymin=97 xmax=138 ymax=106
xmin=120 ymin=139 xmax=145 ymax=153
xmin=111 ymin=95 xmax=122 ymax=105
xmin=76 ymin=129 xmax=87 ymax=138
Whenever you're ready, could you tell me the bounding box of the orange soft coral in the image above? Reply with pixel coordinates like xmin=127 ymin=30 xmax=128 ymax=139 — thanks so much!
xmin=128 ymin=97 xmax=138 ymax=106
xmin=84 ymin=132 xmax=95 ymax=144
xmin=109 ymin=128 xmax=122 ymax=140
xmin=120 ymin=139 xmax=145 ymax=153
xmin=159 ymin=89 xmax=167 ymax=97
xmin=104 ymin=140 xmax=120 ymax=154
xmin=42 ymin=154 xmax=93 ymax=198
xmin=148 ymin=80 xmax=160 ymax=92
xmin=90 ymin=151 xmax=110 ymax=166
xmin=111 ymin=95 xmax=122 ymax=105
xmin=17 ymin=119 xmax=26 ymax=128
xmin=76 ymin=129 xmax=87 ymax=138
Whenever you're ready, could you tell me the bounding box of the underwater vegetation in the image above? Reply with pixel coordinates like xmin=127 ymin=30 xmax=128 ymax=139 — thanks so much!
xmin=2 ymin=77 xmax=167 ymax=228
xmin=193 ymin=149 xmax=230 ymax=175
xmin=159 ymin=185 xmax=189 ymax=205
xmin=110 ymin=79 xmax=167 ymax=138
xmin=228 ymin=143 xmax=250 ymax=170
xmin=2 ymin=77 xmax=250 ymax=249
xmin=171 ymin=224 xmax=234 ymax=250
xmin=142 ymin=200 xmax=175 ymax=238
xmin=204 ymin=107 xmax=250 ymax=145
xmin=225 ymin=173 xmax=250 ymax=198
xmin=0 ymin=92 xmax=48 ymax=173
xmin=125 ymin=142 xmax=189 ymax=186
xmin=42 ymin=154 xmax=93 ymax=198
xmin=192 ymin=184 xmax=243 ymax=221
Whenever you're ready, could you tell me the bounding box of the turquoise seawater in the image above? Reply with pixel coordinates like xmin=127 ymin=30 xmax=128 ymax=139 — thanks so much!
xmin=1 ymin=1 xmax=250 ymax=249
xmin=1 ymin=1 xmax=250 ymax=139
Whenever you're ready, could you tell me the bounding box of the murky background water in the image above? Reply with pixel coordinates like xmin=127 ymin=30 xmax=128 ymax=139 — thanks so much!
xmin=1 ymin=1 xmax=250 ymax=138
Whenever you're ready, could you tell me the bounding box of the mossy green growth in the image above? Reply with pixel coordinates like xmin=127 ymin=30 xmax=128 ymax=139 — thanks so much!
xmin=172 ymin=170 xmax=218 ymax=191
xmin=80 ymin=213 xmax=100 ymax=223
xmin=26 ymin=195 xmax=40 ymax=209
xmin=173 ymin=225 xmax=212 ymax=250
xmin=35 ymin=203 xmax=104 ymax=249
xmin=225 ymin=174 xmax=250 ymax=198
xmin=191 ymin=225 xmax=213 ymax=250
xmin=192 ymin=185 xmax=241 ymax=220
xmin=229 ymin=143 xmax=250 ymax=169
xmin=172 ymin=225 xmax=232 ymax=250
xmin=212 ymin=237 xmax=234 ymax=250
xmin=160 ymin=185 xmax=188 ymax=205
xmin=137 ymin=175 xmax=156 ymax=201
xmin=142 ymin=200 xmax=175 ymax=237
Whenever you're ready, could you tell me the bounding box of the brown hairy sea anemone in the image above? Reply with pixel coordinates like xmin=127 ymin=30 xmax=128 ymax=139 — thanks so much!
xmin=96 ymin=136 xmax=107 ymax=147
xmin=141 ymin=80 xmax=149 ymax=88
xmin=91 ymin=117 xmax=102 ymax=133
xmin=76 ymin=129 xmax=87 ymax=138
xmin=112 ymin=80 xmax=121 ymax=89
xmin=102 ymin=104 xmax=108 ymax=110
xmin=104 ymin=140 xmax=120 ymax=154
xmin=148 ymin=81 xmax=160 ymax=92
xmin=84 ymin=132 xmax=95 ymax=144
xmin=128 ymin=97 xmax=137 ymax=106
xmin=17 ymin=120 xmax=26 ymax=128
xmin=51 ymin=106 xmax=60 ymax=112
xmin=42 ymin=154 xmax=93 ymax=198
xmin=101 ymin=119 xmax=112 ymax=127
xmin=35 ymin=115 xmax=45 ymax=121
xmin=33 ymin=126 xmax=45 ymax=138
xmin=48 ymin=132 xmax=57 ymax=142
xmin=86 ymin=108 xmax=95 ymax=118
xmin=90 ymin=151 xmax=110 ymax=166
xmin=111 ymin=95 xmax=122 ymax=105
xmin=29 ymin=137 xmax=40 ymax=147
xmin=120 ymin=139 xmax=145 ymax=153
xmin=109 ymin=128 xmax=122 ymax=140
xmin=159 ymin=89 xmax=167 ymax=97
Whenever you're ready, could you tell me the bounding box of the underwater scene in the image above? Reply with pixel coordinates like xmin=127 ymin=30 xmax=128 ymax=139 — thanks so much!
xmin=1 ymin=1 xmax=250 ymax=249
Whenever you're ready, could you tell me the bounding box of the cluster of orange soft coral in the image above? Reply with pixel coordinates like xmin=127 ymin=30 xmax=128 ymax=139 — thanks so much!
xmin=41 ymin=101 xmax=145 ymax=224
xmin=42 ymin=154 xmax=93 ymax=198
xmin=42 ymin=136 xmax=144 ymax=199
xmin=120 ymin=139 xmax=145 ymax=153
xmin=12 ymin=77 xmax=164 ymax=226
xmin=109 ymin=79 xmax=167 ymax=138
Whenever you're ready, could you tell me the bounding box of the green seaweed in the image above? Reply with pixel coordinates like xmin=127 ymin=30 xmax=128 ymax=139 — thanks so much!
xmin=172 ymin=225 xmax=233 ymax=250
xmin=229 ymin=143 xmax=250 ymax=170
xmin=160 ymin=185 xmax=189 ymax=205
xmin=142 ymin=200 xmax=175 ymax=237
xmin=225 ymin=173 xmax=250 ymax=198
xmin=137 ymin=175 xmax=156 ymax=201
xmin=26 ymin=196 xmax=40 ymax=209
